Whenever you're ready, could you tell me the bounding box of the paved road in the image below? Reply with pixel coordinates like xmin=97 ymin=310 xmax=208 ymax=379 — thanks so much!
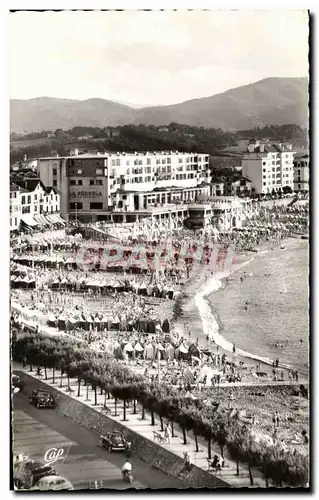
xmin=12 ymin=384 xmax=186 ymax=490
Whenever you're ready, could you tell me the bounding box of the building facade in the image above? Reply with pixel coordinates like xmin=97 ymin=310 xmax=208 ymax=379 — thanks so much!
xmin=11 ymin=180 xmax=61 ymax=230
xmin=39 ymin=151 xmax=211 ymax=222
xmin=242 ymin=140 xmax=295 ymax=194
xmin=10 ymin=184 xmax=22 ymax=231
xmin=293 ymin=154 xmax=309 ymax=192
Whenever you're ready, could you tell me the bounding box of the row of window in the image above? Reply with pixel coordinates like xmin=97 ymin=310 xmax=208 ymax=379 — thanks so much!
xmin=110 ymin=156 xmax=208 ymax=167
xmin=10 ymin=217 xmax=19 ymax=226
xmin=69 ymin=202 xmax=103 ymax=210
xmin=21 ymin=194 xmax=58 ymax=204
xmin=69 ymin=179 xmax=103 ymax=186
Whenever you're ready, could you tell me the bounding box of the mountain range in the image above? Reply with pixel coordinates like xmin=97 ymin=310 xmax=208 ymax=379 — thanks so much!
xmin=10 ymin=77 xmax=308 ymax=133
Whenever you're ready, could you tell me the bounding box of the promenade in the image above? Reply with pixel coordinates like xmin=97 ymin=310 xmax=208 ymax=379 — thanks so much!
xmin=13 ymin=361 xmax=271 ymax=488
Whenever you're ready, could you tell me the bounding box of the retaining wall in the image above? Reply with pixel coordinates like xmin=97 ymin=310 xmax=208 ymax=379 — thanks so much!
xmin=16 ymin=371 xmax=231 ymax=488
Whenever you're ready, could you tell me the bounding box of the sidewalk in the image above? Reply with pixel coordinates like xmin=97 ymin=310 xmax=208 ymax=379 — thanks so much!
xmin=13 ymin=362 xmax=268 ymax=488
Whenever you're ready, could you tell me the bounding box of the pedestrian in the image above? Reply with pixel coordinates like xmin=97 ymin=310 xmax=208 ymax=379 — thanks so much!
xmin=295 ymin=370 xmax=299 ymax=382
xmin=232 ymin=343 xmax=236 ymax=355
xmin=280 ymin=371 xmax=284 ymax=381
xmin=164 ymin=423 xmax=171 ymax=444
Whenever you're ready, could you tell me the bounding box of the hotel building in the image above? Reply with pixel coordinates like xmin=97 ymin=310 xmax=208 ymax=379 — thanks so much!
xmin=38 ymin=151 xmax=211 ymax=223
xmin=242 ymin=140 xmax=295 ymax=194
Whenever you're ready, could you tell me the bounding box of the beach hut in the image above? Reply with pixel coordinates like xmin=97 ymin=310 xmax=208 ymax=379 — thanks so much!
xmin=58 ymin=314 xmax=66 ymax=330
xmin=189 ymin=343 xmax=201 ymax=360
xmin=165 ymin=343 xmax=175 ymax=361
xmin=162 ymin=319 xmax=170 ymax=333
xmin=155 ymin=343 xmax=165 ymax=360
xmin=133 ymin=342 xmax=144 ymax=359
xmin=144 ymin=343 xmax=154 ymax=360
xmin=178 ymin=343 xmax=189 ymax=361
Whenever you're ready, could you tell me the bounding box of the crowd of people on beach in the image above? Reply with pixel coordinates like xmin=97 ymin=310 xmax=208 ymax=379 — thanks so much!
xmin=10 ymin=196 xmax=309 ymax=388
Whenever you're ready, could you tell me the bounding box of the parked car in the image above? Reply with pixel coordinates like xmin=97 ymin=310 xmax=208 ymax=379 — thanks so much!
xmin=12 ymin=374 xmax=25 ymax=392
xmin=30 ymin=475 xmax=73 ymax=491
xmin=99 ymin=432 xmax=131 ymax=453
xmin=13 ymin=456 xmax=56 ymax=490
xmin=29 ymin=389 xmax=56 ymax=409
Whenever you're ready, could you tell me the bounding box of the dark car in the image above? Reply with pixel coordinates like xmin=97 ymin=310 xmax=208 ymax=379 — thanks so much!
xmin=99 ymin=432 xmax=131 ymax=453
xmin=29 ymin=389 xmax=56 ymax=409
xmin=12 ymin=374 xmax=25 ymax=392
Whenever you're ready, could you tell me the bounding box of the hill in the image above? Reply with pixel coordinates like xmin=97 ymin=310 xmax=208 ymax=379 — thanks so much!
xmin=10 ymin=77 xmax=308 ymax=133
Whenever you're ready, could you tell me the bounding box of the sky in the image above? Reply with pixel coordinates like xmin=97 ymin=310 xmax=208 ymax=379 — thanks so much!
xmin=9 ymin=9 xmax=309 ymax=106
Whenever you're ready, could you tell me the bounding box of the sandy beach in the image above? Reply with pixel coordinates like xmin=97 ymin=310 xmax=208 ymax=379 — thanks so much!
xmin=172 ymin=240 xmax=309 ymax=382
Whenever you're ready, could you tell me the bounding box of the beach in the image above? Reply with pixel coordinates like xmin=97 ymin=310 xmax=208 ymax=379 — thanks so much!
xmin=173 ymin=238 xmax=309 ymax=380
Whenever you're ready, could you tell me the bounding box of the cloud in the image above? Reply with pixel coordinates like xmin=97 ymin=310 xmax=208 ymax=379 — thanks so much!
xmin=9 ymin=10 xmax=309 ymax=104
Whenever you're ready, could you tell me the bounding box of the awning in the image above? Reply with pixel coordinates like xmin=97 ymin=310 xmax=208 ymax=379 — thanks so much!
xmin=45 ymin=215 xmax=55 ymax=223
xmin=33 ymin=216 xmax=45 ymax=226
xmin=21 ymin=215 xmax=38 ymax=227
xmin=39 ymin=215 xmax=49 ymax=225
xmin=55 ymin=214 xmax=65 ymax=224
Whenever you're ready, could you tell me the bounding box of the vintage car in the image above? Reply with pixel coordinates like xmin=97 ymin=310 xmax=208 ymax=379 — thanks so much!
xmin=14 ymin=457 xmax=56 ymax=490
xmin=99 ymin=432 xmax=131 ymax=453
xmin=30 ymin=475 xmax=73 ymax=491
xmin=29 ymin=389 xmax=56 ymax=409
xmin=12 ymin=374 xmax=25 ymax=392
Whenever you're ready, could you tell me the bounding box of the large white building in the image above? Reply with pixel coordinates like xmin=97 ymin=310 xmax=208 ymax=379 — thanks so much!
xmin=38 ymin=151 xmax=211 ymax=222
xmin=242 ymin=140 xmax=295 ymax=194
xmin=293 ymin=154 xmax=309 ymax=192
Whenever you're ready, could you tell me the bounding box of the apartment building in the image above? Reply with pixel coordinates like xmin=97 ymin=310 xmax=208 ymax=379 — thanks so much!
xmin=242 ymin=139 xmax=295 ymax=194
xmin=38 ymin=151 xmax=211 ymax=222
xmin=293 ymin=154 xmax=309 ymax=192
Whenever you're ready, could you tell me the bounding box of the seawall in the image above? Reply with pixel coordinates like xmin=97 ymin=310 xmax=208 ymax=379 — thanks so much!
xmin=15 ymin=371 xmax=231 ymax=489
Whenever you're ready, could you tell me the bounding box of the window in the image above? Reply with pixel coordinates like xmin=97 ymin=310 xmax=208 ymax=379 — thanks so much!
xmin=22 ymin=206 xmax=31 ymax=214
xmin=34 ymin=206 xmax=37 ymax=211
xmin=96 ymin=168 xmax=103 ymax=175
xmin=78 ymin=180 xmax=83 ymax=186
xmin=112 ymin=160 xmax=116 ymax=166
xmin=147 ymin=159 xmax=151 ymax=165
xmin=69 ymin=202 xmax=82 ymax=210
xmin=53 ymin=169 xmax=57 ymax=175
xmin=96 ymin=179 xmax=103 ymax=185
xmin=70 ymin=180 xmax=76 ymax=186
xmin=90 ymin=202 xmax=103 ymax=210
xmin=10 ymin=218 xmax=12 ymax=227
xmin=298 ymin=184 xmax=301 ymax=190
xmin=167 ymin=158 xmax=171 ymax=164
xmin=122 ymin=195 xmax=127 ymax=200
xmin=21 ymin=196 xmax=25 ymax=205
xmin=27 ymin=196 xmax=31 ymax=204
xmin=15 ymin=217 xmax=17 ymax=226
xmin=89 ymin=179 xmax=95 ymax=185
xmin=53 ymin=180 xmax=57 ymax=187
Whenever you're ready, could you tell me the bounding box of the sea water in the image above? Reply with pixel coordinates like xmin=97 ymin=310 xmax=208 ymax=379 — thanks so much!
xmin=207 ymin=239 xmax=309 ymax=376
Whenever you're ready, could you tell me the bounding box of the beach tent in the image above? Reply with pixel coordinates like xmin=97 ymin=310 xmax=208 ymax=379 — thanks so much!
xmin=189 ymin=343 xmax=201 ymax=360
xmin=177 ymin=344 xmax=189 ymax=361
xmin=144 ymin=343 xmax=155 ymax=360
xmin=162 ymin=319 xmax=170 ymax=333
xmin=58 ymin=314 xmax=66 ymax=330
xmin=165 ymin=343 xmax=175 ymax=361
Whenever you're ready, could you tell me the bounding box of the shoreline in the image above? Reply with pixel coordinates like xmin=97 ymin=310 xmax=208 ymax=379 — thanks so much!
xmin=174 ymin=239 xmax=308 ymax=380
